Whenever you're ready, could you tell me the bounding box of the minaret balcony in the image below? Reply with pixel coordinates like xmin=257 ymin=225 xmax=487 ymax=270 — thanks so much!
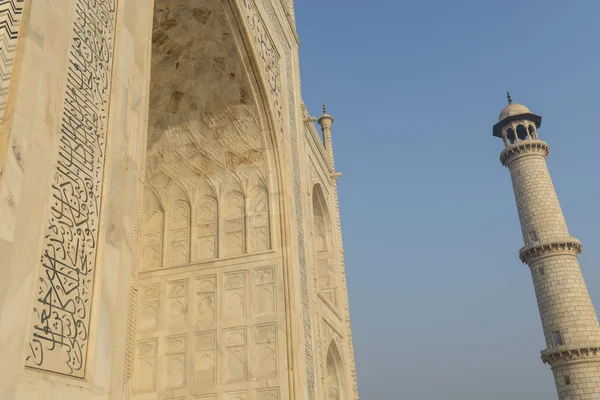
xmin=500 ymin=139 xmax=550 ymax=167
xmin=541 ymin=343 xmax=600 ymax=366
xmin=519 ymin=238 xmax=582 ymax=265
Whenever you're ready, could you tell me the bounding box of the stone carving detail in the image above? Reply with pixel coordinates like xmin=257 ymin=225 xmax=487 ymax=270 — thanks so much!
xmin=257 ymin=387 xmax=280 ymax=400
xmin=255 ymin=323 xmax=278 ymax=378
xmin=226 ymin=392 xmax=247 ymax=400
xmin=138 ymin=284 xmax=159 ymax=332
xmin=165 ymin=335 xmax=187 ymax=389
xmin=0 ymin=0 xmax=24 ymax=125
xmin=253 ymin=267 xmax=276 ymax=315
xmin=195 ymin=331 xmax=216 ymax=387
xmin=225 ymin=271 xmax=246 ymax=319
xmin=141 ymin=176 xmax=271 ymax=270
xmin=195 ymin=276 xmax=217 ymax=323
xmin=225 ymin=327 xmax=247 ymax=382
xmin=240 ymin=0 xmax=283 ymax=133
xmin=167 ymin=279 xmax=188 ymax=328
xmin=134 ymin=339 xmax=158 ymax=393
xmin=225 ymin=191 xmax=245 ymax=256
xmin=168 ymin=186 xmax=191 ymax=266
xmin=25 ymin=0 xmax=117 ymax=377
xmin=195 ymin=395 xmax=217 ymax=400
xmin=250 ymin=185 xmax=270 ymax=252
xmin=142 ymin=190 xmax=164 ymax=269
xmin=143 ymin=0 xmax=273 ymax=271
xmin=196 ymin=196 xmax=218 ymax=260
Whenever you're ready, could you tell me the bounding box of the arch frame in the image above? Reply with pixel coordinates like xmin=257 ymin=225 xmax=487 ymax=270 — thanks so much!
xmin=324 ymin=338 xmax=347 ymax=400
xmin=125 ymin=0 xmax=302 ymax=399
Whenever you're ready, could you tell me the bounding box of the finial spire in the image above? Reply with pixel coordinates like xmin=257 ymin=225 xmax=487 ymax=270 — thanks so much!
xmin=507 ymin=91 xmax=513 ymax=105
xmin=322 ymin=102 xmax=327 ymax=114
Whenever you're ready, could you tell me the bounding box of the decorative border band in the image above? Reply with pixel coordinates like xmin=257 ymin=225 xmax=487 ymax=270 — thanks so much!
xmin=25 ymin=0 xmax=117 ymax=378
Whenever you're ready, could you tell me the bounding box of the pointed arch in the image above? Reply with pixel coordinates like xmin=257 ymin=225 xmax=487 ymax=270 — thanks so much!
xmin=224 ymin=189 xmax=245 ymax=256
xmin=133 ymin=0 xmax=297 ymax=397
xmin=312 ymin=184 xmax=338 ymax=307
xmin=516 ymin=124 xmax=528 ymax=141
xmin=167 ymin=184 xmax=191 ymax=266
xmin=249 ymin=183 xmax=270 ymax=252
xmin=142 ymin=189 xmax=164 ymax=270
xmin=326 ymin=341 xmax=345 ymax=400
xmin=194 ymin=177 xmax=219 ymax=261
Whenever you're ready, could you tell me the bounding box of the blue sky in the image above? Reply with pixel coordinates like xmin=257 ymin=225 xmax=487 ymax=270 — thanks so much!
xmin=295 ymin=1 xmax=600 ymax=399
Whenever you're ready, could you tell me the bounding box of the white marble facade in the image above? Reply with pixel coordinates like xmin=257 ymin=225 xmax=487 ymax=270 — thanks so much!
xmin=0 ymin=1 xmax=358 ymax=400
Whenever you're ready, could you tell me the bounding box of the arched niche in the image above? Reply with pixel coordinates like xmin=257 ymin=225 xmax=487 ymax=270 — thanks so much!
xmin=167 ymin=184 xmax=192 ymax=266
xmin=142 ymin=189 xmax=164 ymax=271
xmin=194 ymin=177 xmax=218 ymax=261
xmin=312 ymin=184 xmax=338 ymax=308
xmin=249 ymin=179 xmax=271 ymax=253
xmin=326 ymin=341 xmax=345 ymax=400
xmin=224 ymin=180 xmax=246 ymax=257
xmin=133 ymin=0 xmax=286 ymax=395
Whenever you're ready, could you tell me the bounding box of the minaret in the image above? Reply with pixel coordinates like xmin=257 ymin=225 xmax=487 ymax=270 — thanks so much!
xmin=494 ymin=93 xmax=600 ymax=399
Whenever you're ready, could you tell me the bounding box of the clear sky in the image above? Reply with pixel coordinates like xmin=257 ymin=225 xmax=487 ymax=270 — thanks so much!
xmin=295 ymin=1 xmax=600 ymax=399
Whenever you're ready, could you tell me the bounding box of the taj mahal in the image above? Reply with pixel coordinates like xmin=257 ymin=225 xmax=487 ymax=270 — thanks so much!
xmin=0 ymin=1 xmax=599 ymax=400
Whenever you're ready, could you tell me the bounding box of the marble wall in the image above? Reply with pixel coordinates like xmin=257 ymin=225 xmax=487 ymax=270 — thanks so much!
xmin=0 ymin=0 xmax=359 ymax=399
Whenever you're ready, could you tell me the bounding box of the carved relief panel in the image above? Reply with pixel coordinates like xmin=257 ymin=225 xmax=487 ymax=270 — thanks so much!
xmin=142 ymin=178 xmax=272 ymax=270
xmin=134 ymin=263 xmax=284 ymax=398
xmin=165 ymin=335 xmax=187 ymax=389
xmin=196 ymin=196 xmax=218 ymax=260
xmin=195 ymin=395 xmax=217 ymax=400
xmin=168 ymin=186 xmax=192 ymax=266
xmin=195 ymin=276 xmax=217 ymax=324
xmin=225 ymin=327 xmax=248 ymax=382
xmin=312 ymin=185 xmax=338 ymax=308
xmin=255 ymin=323 xmax=278 ymax=379
xmin=132 ymin=0 xmax=290 ymax=398
xmin=135 ymin=339 xmax=158 ymax=393
xmin=257 ymin=388 xmax=280 ymax=400
xmin=139 ymin=284 xmax=160 ymax=332
xmin=250 ymin=186 xmax=270 ymax=252
xmin=195 ymin=331 xmax=217 ymax=388
xmin=224 ymin=271 xmax=246 ymax=320
xmin=143 ymin=190 xmax=164 ymax=270
xmin=167 ymin=280 xmax=189 ymax=328
xmin=226 ymin=391 xmax=248 ymax=400
xmin=253 ymin=267 xmax=276 ymax=315
xmin=225 ymin=191 xmax=246 ymax=257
